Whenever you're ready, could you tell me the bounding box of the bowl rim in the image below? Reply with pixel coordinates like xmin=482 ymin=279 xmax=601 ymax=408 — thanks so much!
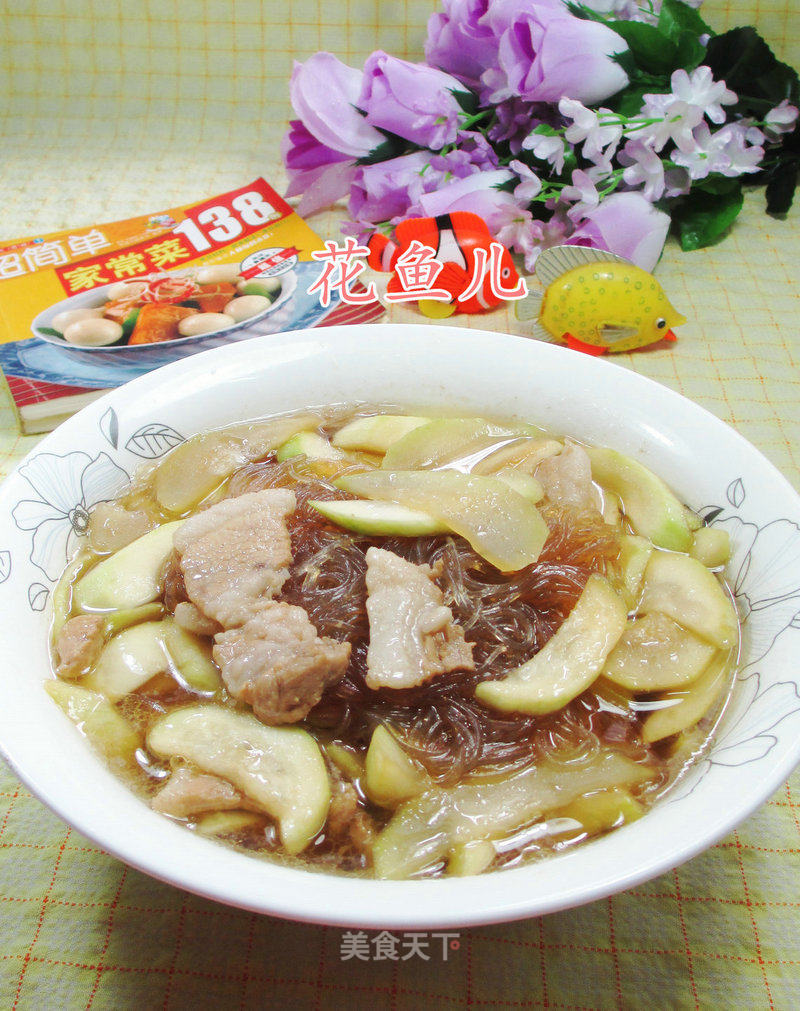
xmin=2 ymin=322 xmax=800 ymax=928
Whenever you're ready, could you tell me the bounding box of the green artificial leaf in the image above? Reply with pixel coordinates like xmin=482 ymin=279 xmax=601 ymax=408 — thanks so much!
xmin=764 ymin=162 xmax=798 ymax=215
xmin=606 ymin=21 xmax=679 ymax=77
xmin=565 ymin=3 xmax=607 ymax=25
xmin=674 ymin=32 xmax=706 ymax=73
xmin=757 ymin=124 xmax=800 ymax=215
xmin=611 ymin=85 xmax=647 ymax=117
xmin=692 ymin=175 xmax=742 ymax=197
xmin=357 ymin=132 xmax=411 ymax=165
xmin=658 ymin=0 xmax=712 ymax=44
xmin=672 ymin=185 xmax=745 ymax=250
xmin=452 ymin=88 xmax=479 ymax=116
xmin=704 ymin=28 xmax=799 ymax=113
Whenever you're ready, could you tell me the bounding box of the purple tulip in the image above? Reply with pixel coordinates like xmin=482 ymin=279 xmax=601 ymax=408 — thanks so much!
xmin=568 ymin=192 xmax=670 ymax=271
xmin=425 ymin=0 xmax=495 ymax=87
xmin=281 ymin=120 xmax=360 ymax=217
xmin=359 ymin=52 xmax=468 ymax=149
xmin=493 ymin=7 xmax=629 ymax=106
xmin=289 ymin=52 xmax=384 ymax=158
xmin=349 ymin=152 xmax=444 ymax=223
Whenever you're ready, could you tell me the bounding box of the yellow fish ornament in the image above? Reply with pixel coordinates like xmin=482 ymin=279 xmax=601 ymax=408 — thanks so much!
xmin=516 ymin=245 xmax=686 ymax=355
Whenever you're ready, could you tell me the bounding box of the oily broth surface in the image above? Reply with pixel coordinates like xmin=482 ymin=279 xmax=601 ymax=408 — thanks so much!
xmin=51 ymin=408 xmax=739 ymax=878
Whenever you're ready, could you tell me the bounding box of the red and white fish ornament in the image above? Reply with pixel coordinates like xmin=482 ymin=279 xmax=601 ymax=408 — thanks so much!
xmin=366 ymin=211 xmax=524 ymax=317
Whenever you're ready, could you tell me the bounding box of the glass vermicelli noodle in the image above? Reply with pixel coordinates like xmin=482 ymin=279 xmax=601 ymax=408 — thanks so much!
xmin=46 ymin=408 xmax=740 ymax=879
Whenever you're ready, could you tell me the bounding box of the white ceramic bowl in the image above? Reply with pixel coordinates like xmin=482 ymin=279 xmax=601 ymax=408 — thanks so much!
xmin=1 ymin=324 xmax=800 ymax=928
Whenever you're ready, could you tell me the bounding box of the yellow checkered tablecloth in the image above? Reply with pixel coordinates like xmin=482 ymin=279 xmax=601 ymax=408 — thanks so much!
xmin=1 ymin=2 xmax=799 ymax=1008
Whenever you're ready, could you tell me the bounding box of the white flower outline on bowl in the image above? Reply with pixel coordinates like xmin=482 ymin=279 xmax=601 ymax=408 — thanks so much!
xmin=664 ymin=478 xmax=800 ymax=800
xmin=11 ymin=450 xmax=129 ymax=583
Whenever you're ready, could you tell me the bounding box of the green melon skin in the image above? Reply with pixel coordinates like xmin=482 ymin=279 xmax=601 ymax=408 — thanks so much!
xmin=586 ymin=446 xmax=692 ymax=552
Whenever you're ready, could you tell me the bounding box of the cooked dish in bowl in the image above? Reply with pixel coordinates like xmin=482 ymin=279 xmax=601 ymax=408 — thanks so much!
xmin=39 ymin=264 xmax=283 ymax=348
xmin=47 ymin=408 xmax=740 ymax=880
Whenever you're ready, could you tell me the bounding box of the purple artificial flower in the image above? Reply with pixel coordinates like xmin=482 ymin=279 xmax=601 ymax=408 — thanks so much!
xmin=509 ymin=159 xmax=543 ymax=202
xmin=561 ymin=169 xmax=600 ymax=221
xmin=289 ymin=52 xmax=384 ymax=158
xmin=639 ymin=93 xmax=705 ymax=153
xmin=559 ymin=98 xmax=623 ymax=162
xmin=281 ymin=120 xmax=359 ymax=217
xmin=522 ymin=128 xmax=567 ymax=174
xmin=577 ymin=0 xmax=641 ymax=15
xmin=670 ymin=66 xmax=737 ymax=125
xmin=764 ymin=99 xmax=800 ymax=138
xmin=491 ymin=6 xmax=629 ymax=107
xmin=349 ymin=152 xmax=442 ymax=223
xmin=425 ymin=0 xmax=495 ymax=88
xmin=430 ymin=131 xmax=499 ymax=176
xmin=488 ymin=98 xmax=547 ymax=152
xmin=499 ymin=211 xmax=572 ymax=271
xmin=672 ymin=123 xmax=765 ymax=180
xmin=359 ymin=52 xmax=468 ymax=149
xmin=569 ymin=191 xmax=670 ymax=271
xmin=416 ymin=169 xmax=520 ymax=232
xmin=619 ymin=139 xmax=666 ymax=201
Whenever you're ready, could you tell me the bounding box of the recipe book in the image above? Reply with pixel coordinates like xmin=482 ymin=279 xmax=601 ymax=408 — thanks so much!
xmin=0 ymin=178 xmax=384 ymax=433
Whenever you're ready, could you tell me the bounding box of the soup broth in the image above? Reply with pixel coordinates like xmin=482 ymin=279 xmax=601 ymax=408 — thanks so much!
xmin=47 ymin=408 xmax=739 ymax=879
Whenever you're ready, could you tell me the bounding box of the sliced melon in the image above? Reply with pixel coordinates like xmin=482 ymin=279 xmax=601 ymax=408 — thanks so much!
xmin=553 ymin=786 xmax=644 ymax=836
xmin=276 ymin=431 xmax=343 ymax=463
xmin=642 ymin=650 xmax=733 ymax=744
xmin=83 ymin=621 xmax=169 ymax=700
xmin=45 ymin=680 xmax=141 ymax=769
xmin=337 ymin=470 xmax=549 ymax=572
xmin=471 ymin=437 xmax=562 ymax=476
xmin=195 ymin=811 xmax=265 ymax=836
xmin=494 ymin=470 xmax=544 ymax=502
xmin=365 ymin=725 xmax=431 ymax=807
xmin=614 ymin=533 xmax=653 ymax=608
xmin=103 ymin=602 xmax=166 ymax=635
xmin=325 ymin=743 xmax=364 ymax=782
xmin=309 ymin=498 xmax=448 ymax=537
xmin=476 ymin=575 xmax=628 ymax=715
xmin=146 ymin=705 xmax=330 ymax=854
xmin=640 ymin=551 xmax=739 ymax=649
xmin=382 ymin=417 xmax=540 ymax=472
xmin=84 ymin=618 xmax=220 ymax=700
xmin=372 ymin=750 xmax=654 ymax=879
xmin=586 ymin=446 xmax=692 ymax=552
xmin=602 ymin=613 xmax=717 ymax=692
xmin=332 ymin=415 xmax=430 ymax=453
xmin=73 ymin=521 xmax=182 ymax=612
xmin=447 ymin=840 xmax=496 ymax=877
xmin=155 ymin=413 xmax=322 ymax=513
xmin=160 ymin=620 xmax=221 ymax=694
xmin=690 ymin=526 xmax=731 ymax=568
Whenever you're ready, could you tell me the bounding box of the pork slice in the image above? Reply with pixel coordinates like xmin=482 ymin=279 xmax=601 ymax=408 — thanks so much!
xmin=535 ymin=440 xmax=601 ymax=513
xmin=55 ymin=615 xmax=105 ymax=679
xmin=174 ymin=488 xmax=295 ymax=629
xmin=88 ymin=501 xmax=155 ymax=553
xmin=326 ymin=767 xmax=375 ymax=859
xmin=364 ymin=547 xmax=474 ymax=690
xmin=162 ymin=550 xmax=187 ymax=613
xmin=173 ymin=601 xmax=219 ymax=637
xmin=151 ymin=767 xmax=244 ymax=818
xmin=213 ymin=601 xmax=351 ymax=725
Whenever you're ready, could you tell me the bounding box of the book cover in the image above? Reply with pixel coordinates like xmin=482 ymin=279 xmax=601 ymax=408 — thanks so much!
xmin=0 ymin=178 xmax=383 ymax=433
